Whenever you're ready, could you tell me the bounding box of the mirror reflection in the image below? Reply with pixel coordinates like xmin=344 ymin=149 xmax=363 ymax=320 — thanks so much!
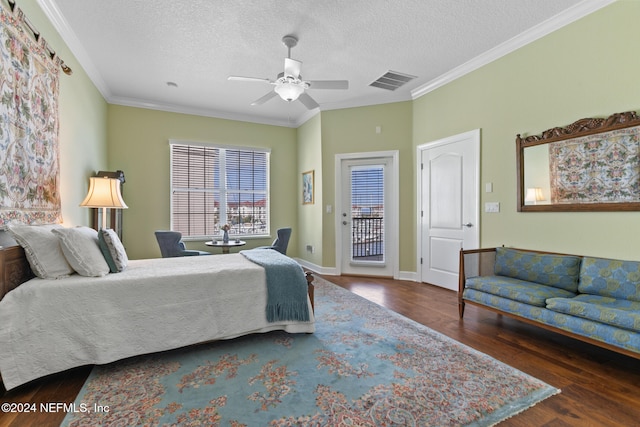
xmin=517 ymin=111 xmax=640 ymax=212
xmin=523 ymin=144 xmax=550 ymax=205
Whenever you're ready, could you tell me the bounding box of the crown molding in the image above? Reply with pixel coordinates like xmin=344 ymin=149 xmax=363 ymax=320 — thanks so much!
xmin=108 ymin=96 xmax=306 ymax=128
xmin=411 ymin=0 xmax=616 ymax=100
xmin=38 ymin=0 xmax=111 ymax=98
xmin=40 ymin=0 xmax=615 ymax=128
xmin=38 ymin=0 xmax=326 ymax=129
xmin=101 ymin=95 xmax=408 ymax=129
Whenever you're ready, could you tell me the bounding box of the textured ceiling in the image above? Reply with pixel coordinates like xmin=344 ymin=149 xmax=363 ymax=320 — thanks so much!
xmin=40 ymin=0 xmax=611 ymax=127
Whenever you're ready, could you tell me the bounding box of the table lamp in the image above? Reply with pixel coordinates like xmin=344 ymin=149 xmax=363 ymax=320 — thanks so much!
xmin=80 ymin=176 xmax=128 ymax=229
xmin=525 ymin=187 xmax=545 ymax=205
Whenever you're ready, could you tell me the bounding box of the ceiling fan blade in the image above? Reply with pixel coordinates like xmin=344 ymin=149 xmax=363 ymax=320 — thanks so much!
xmin=307 ymin=80 xmax=349 ymax=90
xmin=251 ymin=91 xmax=277 ymax=106
xmin=284 ymin=58 xmax=302 ymax=79
xmin=298 ymin=92 xmax=319 ymax=110
xmin=228 ymin=76 xmax=272 ymax=84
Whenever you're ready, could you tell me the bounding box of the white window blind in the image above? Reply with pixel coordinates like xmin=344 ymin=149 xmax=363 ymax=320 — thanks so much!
xmin=170 ymin=142 xmax=269 ymax=239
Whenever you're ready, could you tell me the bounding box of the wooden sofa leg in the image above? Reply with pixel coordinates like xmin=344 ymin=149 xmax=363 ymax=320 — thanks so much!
xmin=458 ymin=299 xmax=465 ymax=318
xmin=305 ymin=271 xmax=315 ymax=313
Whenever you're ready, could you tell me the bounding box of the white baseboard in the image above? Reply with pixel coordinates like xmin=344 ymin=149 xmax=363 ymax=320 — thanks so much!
xmin=398 ymin=271 xmax=417 ymax=282
xmin=296 ymin=258 xmax=418 ymax=282
xmin=294 ymin=258 xmax=339 ymax=276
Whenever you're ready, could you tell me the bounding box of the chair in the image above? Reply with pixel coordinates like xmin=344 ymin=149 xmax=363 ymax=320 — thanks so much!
xmin=258 ymin=227 xmax=291 ymax=255
xmin=155 ymin=231 xmax=210 ymax=257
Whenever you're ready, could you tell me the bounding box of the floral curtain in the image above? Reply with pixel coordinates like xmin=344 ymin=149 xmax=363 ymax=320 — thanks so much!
xmin=549 ymin=126 xmax=640 ymax=204
xmin=0 ymin=2 xmax=62 ymax=226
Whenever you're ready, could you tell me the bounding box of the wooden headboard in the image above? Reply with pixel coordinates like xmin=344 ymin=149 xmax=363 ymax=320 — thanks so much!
xmin=0 ymin=245 xmax=34 ymax=301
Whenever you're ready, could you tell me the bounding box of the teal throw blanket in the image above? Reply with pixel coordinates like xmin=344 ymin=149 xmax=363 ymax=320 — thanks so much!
xmin=240 ymin=249 xmax=310 ymax=322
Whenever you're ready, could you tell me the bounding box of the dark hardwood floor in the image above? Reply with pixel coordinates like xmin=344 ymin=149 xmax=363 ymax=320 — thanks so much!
xmin=1 ymin=274 xmax=639 ymax=426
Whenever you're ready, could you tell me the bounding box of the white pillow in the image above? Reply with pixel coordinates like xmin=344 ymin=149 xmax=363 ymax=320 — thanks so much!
xmin=98 ymin=228 xmax=128 ymax=273
xmin=6 ymin=223 xmax=74 ymax=279
xmin=52 ymin=226 xmax=110 ymax=277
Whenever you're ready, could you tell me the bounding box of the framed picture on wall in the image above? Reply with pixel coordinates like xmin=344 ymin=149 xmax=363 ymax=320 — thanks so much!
xmin=302 ymin=170 xmax=314 ymax=204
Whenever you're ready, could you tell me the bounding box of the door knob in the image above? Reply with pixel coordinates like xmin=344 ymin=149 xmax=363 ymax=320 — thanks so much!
xmin=462 ymin=222 xmax=473 ymax=227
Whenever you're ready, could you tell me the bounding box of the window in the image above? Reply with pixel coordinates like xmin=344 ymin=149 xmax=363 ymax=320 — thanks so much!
xmin=170 ymin=141 xmax=270 ymax=239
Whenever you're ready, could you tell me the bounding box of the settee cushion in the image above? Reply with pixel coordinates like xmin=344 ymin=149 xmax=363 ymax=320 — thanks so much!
xmin=465 ymin=275 xmax=576 ymax=307
xmin=546 ymin=294 xmax=640 ymax=333
xmin=578 ymin=257 xmax=640 ymax=302
xmin=494 ymin=247 xmax=582 ymax=292
xmin=463 ymin=288 xmax=640 ymax=354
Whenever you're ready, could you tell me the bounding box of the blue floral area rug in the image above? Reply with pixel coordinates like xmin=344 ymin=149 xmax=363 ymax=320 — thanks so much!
xmin=62 ymin=276 xmax=559 ymax=426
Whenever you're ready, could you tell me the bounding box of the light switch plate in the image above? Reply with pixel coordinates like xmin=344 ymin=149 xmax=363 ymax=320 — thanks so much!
xmin=485 ymin=202 xmax=500 ymax=213
xmin=485 ymin=182 xmax=493 ymax=193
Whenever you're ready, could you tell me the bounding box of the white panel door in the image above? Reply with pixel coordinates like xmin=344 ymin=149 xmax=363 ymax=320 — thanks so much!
xmin=420 ymin=130 xmax=479 ymax=290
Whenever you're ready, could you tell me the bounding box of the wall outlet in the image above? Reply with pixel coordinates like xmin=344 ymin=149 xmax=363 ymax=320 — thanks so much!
xmin=485 ymin=202 xmax=500 ymax=213
xmin=306 ymin=245 xmax=315 ymax=253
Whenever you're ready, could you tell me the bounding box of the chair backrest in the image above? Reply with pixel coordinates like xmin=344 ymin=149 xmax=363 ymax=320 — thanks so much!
xmin=155 ymin=230 xmax=186 ymax=257
xmin=272 ymin=228 xmax=292 ymax=255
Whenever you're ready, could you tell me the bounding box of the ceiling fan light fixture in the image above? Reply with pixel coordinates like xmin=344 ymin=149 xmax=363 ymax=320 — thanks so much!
xmin=275 ymin=82 xmax=304 ymax=102
xmin=229 ymin=35 xmax=348 ymax=110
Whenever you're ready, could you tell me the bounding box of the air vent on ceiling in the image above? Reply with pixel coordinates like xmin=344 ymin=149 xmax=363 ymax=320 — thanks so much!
xmin=369 ymin=71 xmax=417 ymax=91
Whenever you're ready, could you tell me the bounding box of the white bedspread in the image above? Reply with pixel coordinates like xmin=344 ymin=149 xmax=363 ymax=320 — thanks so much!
xmin=0 ymin=254 xmax=314 ymax=390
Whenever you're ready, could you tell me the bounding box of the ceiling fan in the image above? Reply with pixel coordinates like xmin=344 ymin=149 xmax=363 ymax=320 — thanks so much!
xmin=228 ymin=35 xmax=349 ymax=110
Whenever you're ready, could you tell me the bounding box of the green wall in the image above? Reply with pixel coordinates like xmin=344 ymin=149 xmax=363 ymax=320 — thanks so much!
xmin=297 ymin=114 xmax=324 ymax=266
xmin=107 ymin=106 xmax=298 ymax=260
xmin=319 ymin=102 xmax=414 ymax=271
xmin=105 ymin=101 xmax=414 ymax=269
xmin=413 ymin=0 xmax=640 ymax=261
xmin=20 ymin=1 xmax=108 ymax=228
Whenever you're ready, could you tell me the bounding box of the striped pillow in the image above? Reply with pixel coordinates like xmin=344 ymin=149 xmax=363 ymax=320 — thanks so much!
xmin=98 ymin=228 xmax=128 ymax=273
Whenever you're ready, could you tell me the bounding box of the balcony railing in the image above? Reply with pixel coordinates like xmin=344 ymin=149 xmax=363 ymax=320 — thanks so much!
xmin=352 ymin=217 xmax=384 ymax=261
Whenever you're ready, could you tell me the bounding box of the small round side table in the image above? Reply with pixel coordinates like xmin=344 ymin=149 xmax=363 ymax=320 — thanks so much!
xmin=205 ymin=240 xmax=246 ymax=254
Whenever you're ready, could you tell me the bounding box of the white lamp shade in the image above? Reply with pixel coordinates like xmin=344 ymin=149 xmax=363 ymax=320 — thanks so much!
xmin=80 ymin=177 xmax=128 ymax=209
xmin=275 ymin=82 xmax=304 ymax=101
xmin=525 ymin=187 xmax=545 ymax=203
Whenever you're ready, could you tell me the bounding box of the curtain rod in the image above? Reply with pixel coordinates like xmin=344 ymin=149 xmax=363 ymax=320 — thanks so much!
xmin=6 ymin=0 xmax=72 ymax=75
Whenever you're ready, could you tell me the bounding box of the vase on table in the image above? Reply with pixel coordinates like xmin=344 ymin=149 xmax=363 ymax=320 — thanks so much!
xmin=222 ymin=230 xmax=229 ymax=243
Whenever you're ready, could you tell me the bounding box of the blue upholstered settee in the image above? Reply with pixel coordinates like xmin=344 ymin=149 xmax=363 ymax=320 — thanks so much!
xmin=459 ymin=247 xmax=640 ymax=359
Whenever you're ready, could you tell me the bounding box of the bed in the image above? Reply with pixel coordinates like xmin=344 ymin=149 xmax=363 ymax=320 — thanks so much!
xmin=0 ymin=229 xmax=315 ymax=391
